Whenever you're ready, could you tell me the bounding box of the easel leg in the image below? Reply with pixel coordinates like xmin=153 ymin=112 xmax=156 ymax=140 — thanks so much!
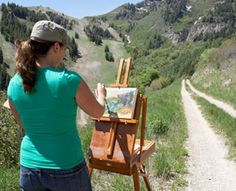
xmin=132 ymin=165 xmax=140 ymax=191
xmin=142 ymin=175 xmax=152 ymax=191
xmin=89 ymin=167 xmax=93 ymax=177
xmin=140 ymin=164 xmax=152 ymax=191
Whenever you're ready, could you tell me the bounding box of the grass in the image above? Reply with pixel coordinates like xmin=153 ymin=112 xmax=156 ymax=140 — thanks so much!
xmin=192 ymin=71 xmax=236 ymax=109
xmin=191 ymin=35 xmax=236 ymax=108
xmin=172 ymin=15 xmax=195 ymax=33
xmin=192 ymin=94 xmax=236 ymax=159
xmin=0 ymin=167 xmax=20 ymax=191
xmin=189 ymin=0 xmax=220 ymax=17
xmin=129 ymin=10 xmax=166 ymax=49
xmin=146 ymin=79 xmax=188 ymax=190
xmin=0 ymin=91 xmax=21 ymax=191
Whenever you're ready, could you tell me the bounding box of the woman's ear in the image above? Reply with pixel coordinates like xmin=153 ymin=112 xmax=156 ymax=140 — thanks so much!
xmin=52 ymin=42 xmax=61 ymax=52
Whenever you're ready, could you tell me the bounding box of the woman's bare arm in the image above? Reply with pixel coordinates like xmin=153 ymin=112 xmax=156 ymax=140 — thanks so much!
xmin=76 ymin=80 xmax=106 ymax=118
xmin=8 ymin=99 xmax=23 ymax=127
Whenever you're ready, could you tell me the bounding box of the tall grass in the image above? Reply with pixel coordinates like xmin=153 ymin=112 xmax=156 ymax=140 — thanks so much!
xmin=146 ymin=79 xmax=188 ymax=190
xmin=0 ymin=91 xmax=21 ymax=190
xmin=0 ymin=167 xmax=20 ymax=191
xmin=191 ymin=35 xmax=236 ymax=108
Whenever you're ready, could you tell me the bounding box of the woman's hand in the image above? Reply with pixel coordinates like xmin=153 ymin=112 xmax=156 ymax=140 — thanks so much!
xmin=95 ymin=83 xmax=106 ymax=100
xmin=76 ymin=81 xmax=106 ymax=118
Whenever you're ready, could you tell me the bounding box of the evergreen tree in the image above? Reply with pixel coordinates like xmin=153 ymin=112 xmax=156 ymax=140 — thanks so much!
xmin=75 ymin=32 xmax=79 ymax=39
xmin=105 ymin=52 xmax=114 ymax=62
xmin=104 ymin=45 xmax=109 ymax=52
xmin=68 ymin=37 xmax=80 ymax=61
xmin=161 ymin=0 xmax=187 ymax=23
xmin=0 ymin=48 xmax=3 ymax=65
xmin=148 ymin=34 xmax=164 ymax=49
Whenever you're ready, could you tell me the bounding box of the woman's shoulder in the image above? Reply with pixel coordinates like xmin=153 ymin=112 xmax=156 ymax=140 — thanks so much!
xmin=9 ymin=73 xmax=22 ymax=84
xmin=7 ymin=73 xmax=22 ymax=97
xmin=63 ymin=68 xmax=83 ymax=81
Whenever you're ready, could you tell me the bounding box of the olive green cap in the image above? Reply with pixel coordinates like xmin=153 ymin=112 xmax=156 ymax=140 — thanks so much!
xmin=30 ymin=20 xmax=68 ymax=44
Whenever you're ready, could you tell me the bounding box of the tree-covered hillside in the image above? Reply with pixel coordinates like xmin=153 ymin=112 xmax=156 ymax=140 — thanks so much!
xmin=0 ymin=2 xmax=80 ymax=86
xmin=1 ymin=0 xmax=236 ymax=190
xmin=95 ymin=0 xmax=236 ymax=92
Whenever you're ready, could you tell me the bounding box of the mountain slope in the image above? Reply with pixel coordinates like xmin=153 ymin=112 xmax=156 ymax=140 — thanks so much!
xmin=0 ymin=3 xmax=129 ymax=89
xmin=191 ymin=35 xmax=236 ymax=108
xmin=93 ymin=0 xmax=236 ymax=92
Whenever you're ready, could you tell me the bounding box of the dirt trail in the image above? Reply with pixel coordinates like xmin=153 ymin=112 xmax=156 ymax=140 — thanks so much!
xmin=186 ymin=79 xmax=236 ymax=118
xmin=181 ymin=80 xmax=236 ymax=191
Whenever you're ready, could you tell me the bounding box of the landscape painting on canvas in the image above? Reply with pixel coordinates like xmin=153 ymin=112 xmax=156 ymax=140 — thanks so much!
xmin=103 ymin=88 xmax=138 ymax=119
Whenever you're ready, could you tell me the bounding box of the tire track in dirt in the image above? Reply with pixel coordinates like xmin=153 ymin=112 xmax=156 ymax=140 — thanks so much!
xmin=186 ymin=79 xmax=236 ymax=118
xmin=181 ymin=80 xmax=236 ymax=191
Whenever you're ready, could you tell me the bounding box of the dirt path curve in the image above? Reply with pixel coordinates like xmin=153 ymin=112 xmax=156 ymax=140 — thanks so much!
xmin=186 ymin=79 xmax=236 ymax=118
xmin=181 ymin=80 xmax=236 ymax=191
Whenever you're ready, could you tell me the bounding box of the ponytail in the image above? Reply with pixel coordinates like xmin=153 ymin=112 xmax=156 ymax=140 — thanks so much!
xmin=15 ymin=40 xmax=37 ymax=93
xmin=15 ymin=40 xmax=55 ymax=93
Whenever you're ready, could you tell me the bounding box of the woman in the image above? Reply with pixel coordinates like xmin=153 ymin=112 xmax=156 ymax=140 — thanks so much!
xmin=7 ymin=20 xmax=106 ymax=191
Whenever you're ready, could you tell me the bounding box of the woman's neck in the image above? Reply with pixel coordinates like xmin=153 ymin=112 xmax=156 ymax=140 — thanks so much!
xmin=36 ymin=56 xmax=58 ymax=68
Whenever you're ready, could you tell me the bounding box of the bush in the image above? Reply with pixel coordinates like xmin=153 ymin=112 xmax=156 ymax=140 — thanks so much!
xmin=104 ymin=45 xmax=109 ymax=52
xmin=148 ymin=76 xmax=173 ymax=91
xmin=149 ymin=118 xmax=169 ymax=135
xmin=0 ymin=91 xmax=23 ymax=168
xmin=75 ymin=32 xmax=79 ymax=39
xmin=105 ymin=52 xmax=114 ymax=62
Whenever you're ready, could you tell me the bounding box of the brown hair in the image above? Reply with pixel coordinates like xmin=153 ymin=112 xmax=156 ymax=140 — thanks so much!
xmin=15 ymin=40 xmax=55 ymax=93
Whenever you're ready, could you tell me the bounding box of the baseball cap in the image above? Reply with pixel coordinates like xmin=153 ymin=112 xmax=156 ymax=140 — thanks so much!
xmin=30 ymin=20 xmax=68 ymax=44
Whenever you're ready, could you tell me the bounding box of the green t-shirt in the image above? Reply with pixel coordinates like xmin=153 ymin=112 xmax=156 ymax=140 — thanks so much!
xmin=7 ymin=67 xmax=84 ymax=169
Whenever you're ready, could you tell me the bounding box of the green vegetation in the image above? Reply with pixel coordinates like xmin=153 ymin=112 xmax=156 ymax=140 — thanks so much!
xmin=161 ymin=0 xmax=187 ymax=24
xmin=104 ymin=45 xmax=114 ymax=62
xmin=191 ymin=35 xmax=236 ymax=108
xmin=1 ymin=3 xmax=79 ymax=61
xmin=0 ymin=167 xmax=19 ymax=191
xmin=0 ymin=91 xmax=21 ymax=190
xmin=146 ymin=80 xmax=188 ymax=189
xmin=46 ymin=11 xmax=73 ymax=29
xmin=84 ymin=24 xmax=113 ymax=45
xmin=0 ymin=91 xmax=22 ymax=168
xmin=191 ymin=94 xmax=236 ymax=159
xmin=75 ymin=32 xmax=79 ymax=39
xmin=68 ymin=37 xmax=80 ymax=61
xmin=129 ymin=38 xmax=223 ymax=93
xmin=202 ymin=0 xmax=236 ymax=24
xmin=0 ymin=48 xmax=11 ymax=90
xmin=1 ymin=3 xmax=30 ymax=43
xmin=6 ymin=2 xmax=47 ymax=22
xmin=1 ymin=0 xmax=236 ymax=189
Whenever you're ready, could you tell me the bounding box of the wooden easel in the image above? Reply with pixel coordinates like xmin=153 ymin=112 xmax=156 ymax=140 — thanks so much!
xmin=88 ymin=58 xmax=155 ymax=191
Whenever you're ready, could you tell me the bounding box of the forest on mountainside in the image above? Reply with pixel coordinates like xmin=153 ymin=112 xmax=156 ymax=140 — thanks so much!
xmin=99 ymin=0 xmax=236 ymax=92
xmin=1 ymin=0 xmax=236 ymax=190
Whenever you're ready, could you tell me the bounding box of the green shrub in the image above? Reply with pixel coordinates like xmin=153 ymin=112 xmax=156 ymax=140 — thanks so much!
xmin=0 ymin=167 xmax=20 ymax=190
xmin=105 ymin=52 xmax=114 ymax=62
xmin=0 ymin=91 xmax=22 ymax=168
xmin=149 ymin=118 xmax=169 ymax=135
xmin=149 ymin=76 xmax=173 ymax=91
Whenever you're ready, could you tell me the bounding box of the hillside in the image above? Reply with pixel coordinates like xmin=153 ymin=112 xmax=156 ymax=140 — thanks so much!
xmin=1 ymin=0 xmax=235 ymax=91
xmin=92 ymin=0 xmax=236 ymax=92
xmin=191 ymin=35 xmax=236 ymax=108
xmin=1 ymin=0 xmax=236 ymax=190
xmin=0 ymin=3 xmax=129 ymax=90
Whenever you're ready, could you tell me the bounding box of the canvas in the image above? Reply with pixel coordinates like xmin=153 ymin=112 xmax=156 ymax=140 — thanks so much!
xmin=103 ymin=87 xmax=138 ymax=119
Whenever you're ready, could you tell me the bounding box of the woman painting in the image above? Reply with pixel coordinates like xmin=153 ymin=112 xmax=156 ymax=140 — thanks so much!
xmin=7 ymin=20 xmax=106 ymax=191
